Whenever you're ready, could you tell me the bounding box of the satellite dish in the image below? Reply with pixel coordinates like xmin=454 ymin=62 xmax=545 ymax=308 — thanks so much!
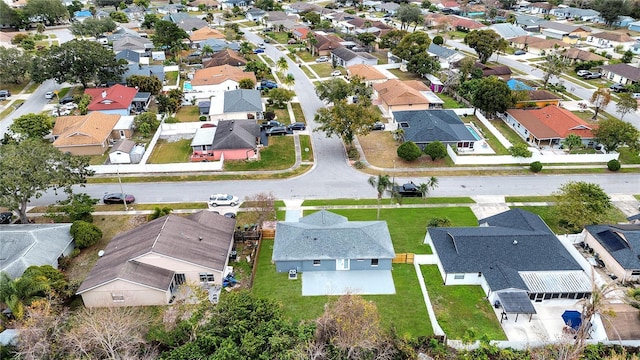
xmin=98 ymin=250 xmax=105 ymax=257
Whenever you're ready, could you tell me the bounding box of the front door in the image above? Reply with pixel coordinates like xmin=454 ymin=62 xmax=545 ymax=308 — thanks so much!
xmin=336 ymin=259 xmax=350 ymax=271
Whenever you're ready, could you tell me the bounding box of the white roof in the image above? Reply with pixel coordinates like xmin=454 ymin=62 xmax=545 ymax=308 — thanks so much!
xmin=424 ymin=74 xmax=443 ymax=86
xmin=421 ymin=91 xmax=444 ymax=104
xmin=191 ymin=127 xmax=217 ymax=146
xmin=519 ymin=270 xmax=592 ymax=293
xmin=114 ymin=115 xmax=135 ymax=130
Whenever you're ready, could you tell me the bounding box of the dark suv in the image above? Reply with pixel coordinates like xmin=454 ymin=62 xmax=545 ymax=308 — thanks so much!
xmin=610 ymin=83 xmax=628 ymax=92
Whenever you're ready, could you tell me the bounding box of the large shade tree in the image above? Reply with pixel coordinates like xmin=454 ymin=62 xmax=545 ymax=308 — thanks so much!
xmin=0 ymin=46 xmax=33 ymax=84
xmin=24 ymin=0 xmax=69 ymax=25
xmin=590 ymin=87 xmax=611 ymax=120
xmin=593 ymin=117 xmax=640 ymax=152
xmin=392 ymin=31 xmax=431 ymax=62
xmin=553 ymin=181 xmax=613 ymax=232
xmin=152 ymin=20 xmax=189 ymax=54
xmin=314 ymin=101 xmax=381 ymax=148
xmin=464 ymin=29 xmax=504 ymax=63
xmin=0 ymin=139 xmax=94 ymax=223
xmin=471 ymin=76 xmax=513 ymax=117
xmin=9 ymin=113 xmax=53 ymax=140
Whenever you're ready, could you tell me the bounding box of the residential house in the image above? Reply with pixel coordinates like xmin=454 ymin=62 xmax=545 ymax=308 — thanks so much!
xmin=373 ymin=79 xmax=443 ymax=115
xmin=198 ymin=38 xmax=241 ymax=52
xmin=209 ymin=89 xmax=264 ymax=122
xmin=203 ymin=49 xmax=247 ymax=67
xmin=503 ymin=105 xmax=596 ymax=147
xmin=346 ymin=64 xmax=388 ymax=85
xmin=220 ymin=0 xmax=250 ymax=9
xmin=312 ymin=32 xmax=345 ymax=56
xmin=265 ymin=11 xmax=298 ymax=30
xmin=596 ymin=15 xmax=635 ymax=28
xmin=426 ymin=209 xmax=592 ymax=305
xmin=632 ymin=42 xmax=640 ymax=55
xmin=489 ymin=23 xmax=529 ymax=39
xmin=344 ymin=18 xmax=393 ymax=38
xmin=515 ymin=14 xmax=545 ymax=32
xmin=77 ymin=211 xmax=236 ymax=307
xmin=191 ymin=65 xmax=257 ymax=94
xmin=84 ymin=84 xmax=138 ymax=115
xmin=292 ymin=27 xmax=311 ymax=41
xmin=514 ymin=90 xmax=562 ymax=109
xmin=271 ymin=210 xmax=396 ymax=296
xmin=52 ymin=112 xmax=121 ymax=156
xmin=447 ymin=15 xmax=484 ymax=32
xmin=116 ymin=49 xmax=149 ymax=65
xmin=121 ymin=64 xmax=165 ymax=85
xmin=628 ymin=20 xmax=640 ymax=32
xmin=538 ymin=21 xmax=590 ymax=42
xmin=107 ymin=26 xmax=142 ymax=42
xmin=285 ymin=1 xmax=325 ymax=14
xmin=163 ymin=12 xmax=208 ymax=32
xmin=331 ymin=47 xmax=378 ymax=68
xmin=560 ymin=47 xmax=607 ymax=63
xmin=587 ymin=31 xmax=636 ymax=50
xmin=424 ymin=13 xmax=450 ymax=31
xmin=600 ymin=63 xmax=640 ymax=85
xmin=428 ymin=43 xmax=465 ymax=69
xmin=0 ymin=224 xmax=75 ymax=278
xmin=113 ymin=34 xmax=153 ymax=53
xmin=189 ymin=26 xmax=226 ymax=46
xmin=122 ymin=4 xmax=145 ymax=21
xmin=189 ymin=0 xmax=220 ymax=9
xmin=437 ymin=1 xmax=460 ymax=12
xmin=113 ymin=114 xmax=136 ymax=140
xmin=508 ymin=35 xmax=568 ymax=55
xmin=246 ymin=8 xmax=267 ymax=22
xmin=109 ymin=139 xmax=145 ymax=164
xmin=394 ymin=109 xmax=478 ymax=150
xmin=550 ymin=7 xmax=600 ymax=21
xmin=583 ymin=224 xmax=640 ymax=283
xmin=378 ymin=2 xmax=400 ymax=14
xmin=474 ymin=63 xmax=512 ymax=80
xmin=525 ymin=2 xmax=553 ymax=14
xmin=191 ymin=119 xmax=260 ymax=161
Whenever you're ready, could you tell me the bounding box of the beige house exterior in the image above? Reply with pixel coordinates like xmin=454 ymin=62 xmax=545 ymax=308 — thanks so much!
xmin=191 ymin=65 xmax=257 ymax=94
xmin=346 ymin=64 xmax=388 ymax=86
xmin=583 ymin=224 xmax=640 ymax=283
xmin=373 ymin=79 xmax=442 ymax=115
xmin=77 ymin=211 xmax=236 ymax=307
xmin=52 ymin=112 xmax=120 ymax=156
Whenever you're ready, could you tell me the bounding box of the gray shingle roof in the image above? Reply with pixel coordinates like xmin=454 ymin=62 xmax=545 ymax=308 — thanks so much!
xmin=585 ymin=224 xmax=640 ymax=270
xmin=0 ymin=224 xmax=73 ymax=278
xmin=116 ymin=49 xmax=142 ymax=63
xmin=429 ymin=209 xmax=583 ymax=292
xmin=223 ymin=89 xmax=262 ymax=113
xmin=213 ymin=120 xmax=259 ymax=150
xmin=489 ymin=23 xmax=529 ymax=39
xmin=77 ymin=212 xmax=235 ymax=294
xmin=122 ymin=64 xmax=165 ymax=83
xmin=272 ymin=210 xmax=395 ymax=261
xmin=394 ymin=110 xmax=476 ymax=144
xmin=428 ymin=43 xmax=459 ymax=60
xmin=601 ymin=63 xmax=640 ymax=82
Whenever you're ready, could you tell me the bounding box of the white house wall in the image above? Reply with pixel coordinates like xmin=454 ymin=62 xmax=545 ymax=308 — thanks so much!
xmin=80 ymin=279 xmax=170 ymax=307
xmin=109 ymin=151 xmax=132 ymax=164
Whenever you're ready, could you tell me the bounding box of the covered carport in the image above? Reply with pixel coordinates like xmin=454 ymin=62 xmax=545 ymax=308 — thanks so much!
xmin=497 ymin=291 xmax=537 ymax=323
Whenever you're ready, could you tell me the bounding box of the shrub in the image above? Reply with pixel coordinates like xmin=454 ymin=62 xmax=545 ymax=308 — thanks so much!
xmin=199 ymin=115 xmax=207 ymax=121
xmin=428 ymin=217 xmax=451 ymax=227
xmin=424 ymin=141 xmax=447 ymax=160
xmin=397 ymin=141 xmax=422 ymax=161
xmin=529 ymin=161 xmax=543 ymax=173
xmin=433 ymin=35 xmax=444 ymax=45
xmin=70 ymin=221 xmax=103 ymax=249
xmin=607 ymin=159 xmax=621 ymax=171
xmin=165 ymin=116 xmax=179 ymax=123
xmin=509 ymin=143 xmax=532 ymax=158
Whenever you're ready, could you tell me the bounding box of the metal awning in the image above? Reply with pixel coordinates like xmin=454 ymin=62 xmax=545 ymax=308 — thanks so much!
xmin=497 ymin=291 xmax=537 ymax=323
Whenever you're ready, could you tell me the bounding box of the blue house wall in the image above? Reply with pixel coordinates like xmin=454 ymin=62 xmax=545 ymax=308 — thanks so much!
xmin=275 ymin=258 xmax=392 ymax=272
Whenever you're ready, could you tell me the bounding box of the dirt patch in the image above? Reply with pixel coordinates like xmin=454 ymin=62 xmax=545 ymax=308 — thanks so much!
xmin=358 ymin=132 xmax=448 ymax=169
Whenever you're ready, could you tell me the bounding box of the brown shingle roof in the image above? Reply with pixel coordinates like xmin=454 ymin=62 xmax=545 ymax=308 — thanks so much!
xmin=506 ymin=106 xmax=596 ymax=139
xmin=561 ymin=48 xmax=606 ymax=62
xmin=526 ymin=90 xmax=562 ymax=101
xmin=315 ymin=33 xmax=344 ymax=51
xmin=347 ymin=64 xmax=387 ymax=81
xmin=77 ymin=211 xmax=236 ymax=293
xmin=190 ymin=26 xmax=225 ymax=42
xmin=374 ymin=79 xmax=431 ymax=106
xmin=52 ymin=112 xmax=120 ymax=147
xmin=192 ymin=65 xmax=257 ymax=86
xmin=592 ymin=31 xmax=634 ymax=43
xmin=600 ymin=63 xmax=640 ymax=82
xmin=203 ymin=49 xmax=247 ymax=67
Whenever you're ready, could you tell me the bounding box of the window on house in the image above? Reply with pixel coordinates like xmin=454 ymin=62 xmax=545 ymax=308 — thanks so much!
xmin=111 ymin=293 xmax=124 ymax=302
xmin=313 ymin=260 xmax=321 ymax=266
xmin=371 ymin=259 xmax=379 ymax=266
xmin=454 ymin=274 xmax=465 ymax=279
xmin=632 ymin=270 xmax=640 ymax=276
xmin=199 ymin=273 xmax=215 ymax=282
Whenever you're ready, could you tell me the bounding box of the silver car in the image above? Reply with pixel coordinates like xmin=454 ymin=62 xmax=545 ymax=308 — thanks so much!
xmin=208 ymin=194 xmax=239 ymax=207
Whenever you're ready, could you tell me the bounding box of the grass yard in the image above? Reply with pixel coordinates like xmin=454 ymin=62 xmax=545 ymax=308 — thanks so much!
xmin=301 ymin=65 xmax=316 ymax=79
xmin=512 ymin=206 xmax=629 ymax=234
xmin=267 ymin=104 xmax=291 ymax=124
xmin=490 ymin=118 xmax=528 ymax=146
xmin=306 ymin=207 xmax=478 ymax=254
xmin=387 ymin=69 xmax=421 ymax=81
xmin=358 ymin=131 xmax=452 ymax=168
xmin=288 ymin=49 xmax=315 ymax=62
xmin=505 ymin=196 xmax=556 ymax=203
xmin=224 ymin=136 xmax=295 ymax=171
xmin=165 ymin=71 xmax=179 ymax=86
xmin=461 ymin=115 xmax=510 ymax=155
xmin=0 ymin=81 xmax=29 ymax=94
xmin=175 ymin=106 xmax=202 ymax=122
xmin=147 ymin=139 xmax=192 ymax=164
xmin=619 ymin=147 xmax=640 ymax=164
xmin=264 ymin=31 xmax=290 ymax=44
xmin=438 ymin=92 xmax=465 ymax=109
xmin=299 ymin=135 xmax=314 ymax=162
xmin=252 ymin=240 xmax=432 ymax=337
xmin=0 ymin=100 xmax=24 ymax=120
xmin=370 ymin=50 xmax=388 ymax=64
xmin=302 ymin=198 xmax=475 ymax=206
xmin=291 ymin=102 xmax=306 ymax=123
xmin=88 ymin=151 xmax=109 ymax=165
xmin=309 ymin=63 xmax=336 ymax=78
xmin=421 ymin=266 xmax=506 ymax=340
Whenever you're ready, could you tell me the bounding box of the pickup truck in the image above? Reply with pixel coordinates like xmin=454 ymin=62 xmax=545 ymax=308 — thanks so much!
xmin=392 ymin=182 xmax=422 ymax=197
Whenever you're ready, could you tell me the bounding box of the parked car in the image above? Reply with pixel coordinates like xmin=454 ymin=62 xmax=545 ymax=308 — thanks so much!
xmin=266 ymin=126 xmax=288 ymax=136
xmin=224 ymin=212 xmax=237 ymax=219
xmin=103 ymin=193 xmax=136 ymax=204
xmin=258 ymin=79 xmax=278 ymax=89
xmin=316 ymin=56 xmax=329 ymax=62
xmin=287 ymin=122 xmax=306 ymax=131
xmin=0 ymin=90 xmax=11 ymax=100
xmin=632 ymin=93 xmax=640 ymax=99
xmin=45 ymin=91 xmax=55 ymax=99
xmin=201 ymin=123 xmax=216 ymax=128
xmin=392 ymin=182 xmax=422 ymax=197
xmin=263 ymin=38 xmax=271 ymax=43
xmin=258 ymin=42 xmax=266 ymax=48
xmin=260 ymin=120 xmax=284 ymax=129
xmin=582 ymin=72 xmax=601 ymax=79
xmin=331 ymin=70 xmax=342 ymax=76
xmin=514 ymin=50 xmax=526 ymax=55
xmin=0 ymin=212 xmax=13 ymax=224
xmin=287 ymin=39 xmax=297 ymax=44
xmin=59 ymin=96 xmax=74 ymax=104
xmin=208 ymin=194 xmax=239 ymax=207
xmin=610 ymin=83 xmax=628 ymax=92
xmin=371 ymin=122 xmax=385 ymax=131
xmin=576 ymin=70 xmax=591 ymax=77
xmin=253 ymin=48 xmax=265 ymax=54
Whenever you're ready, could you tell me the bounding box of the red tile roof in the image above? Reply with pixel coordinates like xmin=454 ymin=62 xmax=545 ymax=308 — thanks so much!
xmin=507 ymin=106 xmax=596 ymax=139
xmin=85 ymin=85 xmax=138 ymax=111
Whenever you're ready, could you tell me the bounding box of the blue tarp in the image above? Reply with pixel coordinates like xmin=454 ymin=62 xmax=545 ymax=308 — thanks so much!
xmin=562 ymin=310 xmax=582 ymax=330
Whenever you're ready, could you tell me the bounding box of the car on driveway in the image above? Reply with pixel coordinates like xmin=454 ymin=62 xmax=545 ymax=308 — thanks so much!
xmin=260 ymin=120 xmax=284 ymax=130
xmin=266 ymin=126 xmax=288 ymax=136
xmin=331 ymin=70 xmax=342 ymax=76
xmin=59 ymin=95 xmax=74 ymax=104
xmin=103 ymin=193 xmax=135 ymax=204
xmin=576 ymin=70 xmax=591 ymax=77
xmin=0 ymin=212 xmax=13 ymax=224
xmin=582 ymin=72 xmax=602 ymax=79
xmin=316 ymin=56 xmax=329 ymax=62
xmin=287 ymin=122 xmax=306 ymax=131
xmin=0 ymin=90 xmax=11 ymax=100
xmin=45 ymin=91 xmax=55 ymax=99
xmin=208 ymin=194 xmax=239 ymax=207
xmin=514 ymin=50 xmax=526 ymax=55
xmin=257 ymin=79 xmax=278 ymax=90
xmin=610 ymin=83 xmax=628 ymax=92
xmin=371 ymin=122 xmax=385 ymax=130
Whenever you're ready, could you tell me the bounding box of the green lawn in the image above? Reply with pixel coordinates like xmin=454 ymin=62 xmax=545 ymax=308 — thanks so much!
xmin=291 ymin=102 xmax=306 ymax=123
xmin=305 ymin=207 xmax=478 ymax=254
xmin=288 ymin=48 xmax=315 ymax=62
xmin=619 ymin=147 xmax=640 ymax=164
xmin=299 ymin=135 xmax=313 ymax=162
xmin=309 ymin=63 xmax=335 ymax=78
xmin=264 ymin=31 xmax=290 ymax=44
xmin=252 ymin=240 xmax=432 ymax=337
xmin=512 ymin=206 xmax=629 ymax=234
xmin=301 ymin=65 xmax=316 ymax=79
xmin=421 ymin=266 xmax=506 ymax=340
xmin=224 ymin=136 xmax=295 ymax=171
xmin=266 ymin=104 xmax=290 ymax=124
xmin=175 ymin=106 xmax=202 ymax=122
xmin=388 ymin=69 xmax=421 ymax=81
xmin=438 ymin=92 xmax=465 ymax=109
xmin=505 ymin=196 xmax=556 ymax=203
xmin=88 ymin=151 xmax=109 ymax=165
xmin=146 ymin=139 xmax=192 ymax=164
xmin=490 ymin=118 xmax=528 ymax=146
xmin=302 ymin=198 xmax=475 ymax=206
xmin=165 ymin=71 xmax=179 ymax=86
xmin=460 ymin=115 xmax=509 ymax=155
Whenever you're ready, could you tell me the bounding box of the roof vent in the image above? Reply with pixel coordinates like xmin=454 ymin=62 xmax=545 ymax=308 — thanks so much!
xmin=513 ymin=240 xmax=518 ymax=245
xmin=199 ymin=236 xmax=203 ymax=241
xmin=101 ymin=91 xmax=107 ymax=98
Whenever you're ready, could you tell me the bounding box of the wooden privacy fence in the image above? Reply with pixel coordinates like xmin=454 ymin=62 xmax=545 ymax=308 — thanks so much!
xmin=393 ymin=253 xmax=414 ymax=264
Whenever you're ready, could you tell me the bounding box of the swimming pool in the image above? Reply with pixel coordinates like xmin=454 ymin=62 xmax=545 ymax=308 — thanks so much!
xmin=183 ymin=81 xmax=193 ymax=91
xmin=466 ymin=124 xmax=482 ymax=141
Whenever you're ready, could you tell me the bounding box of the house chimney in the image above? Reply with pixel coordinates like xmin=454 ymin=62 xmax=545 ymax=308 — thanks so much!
xmin=513 ymin=240 xmax=518 ymax=245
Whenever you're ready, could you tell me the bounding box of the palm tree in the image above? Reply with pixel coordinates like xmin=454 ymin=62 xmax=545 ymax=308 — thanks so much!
xmin=283 ymin=73 xmax=295 ymax=88
xmin=0 ymin=272 xmax=49 ymax=320
xmin=368 ymin=174 xmax=391 ymax=219
xmin=418 ymin=176 xmax=439 ymax=199
xmin=307 ymin=35 xmax=318 ymax=56
xmin=239 ymin=41 xmax=252 ymax=55
xmin=276 ymin=56 xmax=289 ymax=73
xmin=201 ymin=44 xmax=214 ymax=57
